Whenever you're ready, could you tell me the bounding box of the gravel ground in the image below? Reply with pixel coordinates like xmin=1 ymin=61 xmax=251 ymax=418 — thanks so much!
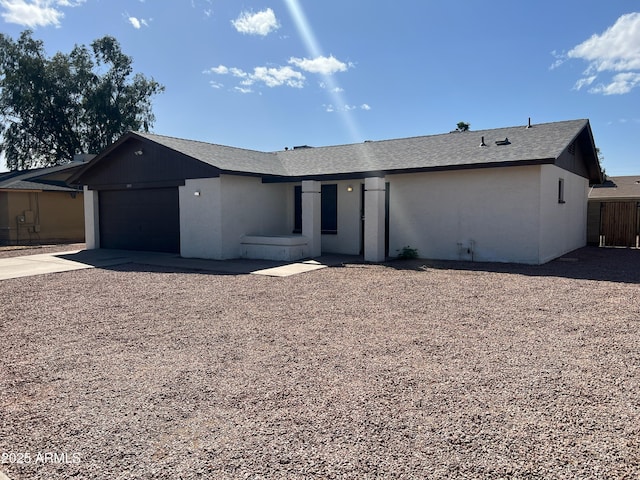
xmin=1 ymin=247 xmax=639 ymax=479
xmin=0 ymin=243 xmax=85 ymax=259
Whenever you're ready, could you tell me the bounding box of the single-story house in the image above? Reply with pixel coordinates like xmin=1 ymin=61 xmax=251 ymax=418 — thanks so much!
xmin=588 ymin=176 xmax=640 ymax=247
xmin=0 ymin=161 xmax=87 ymax=245
xmin=70 ymin=118 xmax=602 ymax=265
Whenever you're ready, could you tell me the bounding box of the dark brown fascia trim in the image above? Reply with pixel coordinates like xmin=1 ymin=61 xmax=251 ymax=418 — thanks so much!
xmin=68 ymin=132 xmax=135 ymax=185
xmin=68 ymin=132 xmax=158 ymax=186
xmin=261 ymin=159 xmax=556 ymax=183
xmin=567 ymin=121 xmax=602 ymax=184
xmin=86 ymin=179 xmax=186 ymax=191
xmin=218 ymin=170 xmax=284 ymax=180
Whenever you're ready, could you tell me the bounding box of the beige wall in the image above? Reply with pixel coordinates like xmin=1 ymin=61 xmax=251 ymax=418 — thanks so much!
xmin=1 ymin=190 xmax=84 ymax=245
xmin=175 ymin=166 xmax=590 ymax=263
xmin=387 ymin=167 xmax=542 ymax=264
xmin=179 ymin=175 xmax=290 ymax=259
xmin=219 ymin=175 xmax=289 ymax=259
xmin=386 ymin=165 xmax=589 ymax=264
xmin=179 ymin=178 xmax=223 ymax=259
xmin=538 ymin=165 xmax=588 ymax=263
xmin=320 ymin=180 xmax=362 ymax=255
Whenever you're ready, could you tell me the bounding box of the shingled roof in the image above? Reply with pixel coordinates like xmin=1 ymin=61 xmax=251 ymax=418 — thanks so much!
xmin=133 ymin=132 xmax=286 ymax=176
xmin=277 ymin=119 xmax=597 ymax=178
xmin=0 ymin=163 xmax=85 ymax=192
xmin=72 ymin=118 xmax=602 ymax=184
xmin=589 ymin=176 xmax=640 ymax=200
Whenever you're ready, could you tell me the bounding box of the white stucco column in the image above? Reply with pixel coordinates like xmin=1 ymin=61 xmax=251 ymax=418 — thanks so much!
xmin=302 ymin=180 xmax=321 ymax=257
xmin=83 ymin=186 xmax=100 ymax=249
xmin=364 ymin=177 xmax=386 ymax=262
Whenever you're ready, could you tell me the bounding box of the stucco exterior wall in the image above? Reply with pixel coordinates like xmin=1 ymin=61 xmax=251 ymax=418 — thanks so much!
xmin=219 ymin=175 xmax=289 ymax=259
xmin=387 ymin=166 xmax=543 ymax=264
xmin=180 ymin=175 xmax=290 ymax=260
xmin=83 ymin=187 xmax=99 ymax=249
xmin=179 ymin=177 xmax=223 ymax=259
xmin=321 ymin=180 xmax=362 ymax=255
xmin=538 ymin=165 xmax=588 ymax=263
xmin=38 ymin=191 xmax=84 ymax=242
xmin=0 ymin=190 xmax=84 ymax=245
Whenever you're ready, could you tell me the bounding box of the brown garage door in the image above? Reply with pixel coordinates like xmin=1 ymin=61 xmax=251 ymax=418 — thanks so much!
xmin=99 ymin=188 xmax=180 ymax=253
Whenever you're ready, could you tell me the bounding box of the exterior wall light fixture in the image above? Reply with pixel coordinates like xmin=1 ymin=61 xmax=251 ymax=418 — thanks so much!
xmin=194 ymin=191 xmax=201 ymax=196
xmin=347 ymin=185 xmax=353 ymax=192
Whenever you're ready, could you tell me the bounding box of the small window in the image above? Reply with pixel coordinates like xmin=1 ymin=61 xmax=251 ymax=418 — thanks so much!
xmin=558 ymin=178 xmax=565 ymax=204
xmin=321 ymin=184 xmax=338 ymax=234
xmin=292 ymin=184 xmax=338 ymax=234
xmin=293 ymin=185 xmax=302 ymax=233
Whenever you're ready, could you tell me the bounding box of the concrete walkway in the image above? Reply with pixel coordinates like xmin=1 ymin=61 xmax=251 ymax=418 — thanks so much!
xmin=0 ymin=248 xmax=360 ymax=281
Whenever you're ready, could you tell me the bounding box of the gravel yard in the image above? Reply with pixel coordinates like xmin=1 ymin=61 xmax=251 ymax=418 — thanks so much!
xmin=0 ymin=243 xmax=85 ymax=259
xmin=1 ymin=247 xmax=639 ymax=479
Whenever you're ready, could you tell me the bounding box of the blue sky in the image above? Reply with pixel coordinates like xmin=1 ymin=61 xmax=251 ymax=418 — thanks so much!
xmin=1 ymin=1 xmax=639 ymax=175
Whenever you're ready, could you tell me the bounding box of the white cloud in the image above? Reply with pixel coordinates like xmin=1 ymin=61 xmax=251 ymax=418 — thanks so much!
xmin=234 ymin=86 xmax=253 ymax=94
xmin=568 ymin=13 xmax=640 ymax=72
xmin=589 ymin=72 xmax=640 ymax=95
xmin=0 ymin=0 xmax=58 ymax=28
xmin=207 ymin=63 xmax=305 ymax=89
xmin=573 ymin=75 xmax=597 ymax=91
xmin=206 ymin=65 xmax=229 ymax=75
xmin=209 ymin=81 xmax=223 ymax=89
xmin=251 ymin=66 xmax=304 ymax=88
xmin=229 ymin=67 xmax=248 ymax=79
xmin=324 ymin=103 xmax=371 ymax=113
xmin=128 ymin=16 xmax=148 ymax=29
xmin=0 ymin=0 xmax=77 ymax=28
xmin=232 ymin=8 xmax=279 ymax=36
xmin=564 ymin=12 xmax=640 ymax=94
xmin=549 ymin=50 xmax=566 ymax=70
xmin=289 ymin=55 xmax=350 ymax=75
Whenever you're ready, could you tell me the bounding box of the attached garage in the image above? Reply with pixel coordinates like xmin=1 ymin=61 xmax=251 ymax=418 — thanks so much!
xmin=99 ymin=188 xmax=180 ymax=252
xmin=70 ymin=132 xmax=222 ymax=253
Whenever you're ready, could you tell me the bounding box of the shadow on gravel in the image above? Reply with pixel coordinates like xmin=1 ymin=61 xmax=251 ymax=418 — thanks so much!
xmin=55 ymin=249 xmax=290 ymax=276
xmin=55 ymin=250 xmax=356 ymax=277
xmin=53 ymin=247 xmax=639 ymax=283
xmin=383 ymin=246 xmax=640 ymax=284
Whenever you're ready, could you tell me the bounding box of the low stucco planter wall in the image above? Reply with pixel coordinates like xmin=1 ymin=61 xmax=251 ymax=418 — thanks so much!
xmin=240 ymin=234 xmax=309 ymax=261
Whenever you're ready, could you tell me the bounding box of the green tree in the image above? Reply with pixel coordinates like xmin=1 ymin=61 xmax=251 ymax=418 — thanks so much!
xmin=0 ymin=30 xmax=164 ymax=169
xmin=456 ymin=121 xmax=470 ymax=132
xmin=596 ymin=147 xmax=606 ymax=178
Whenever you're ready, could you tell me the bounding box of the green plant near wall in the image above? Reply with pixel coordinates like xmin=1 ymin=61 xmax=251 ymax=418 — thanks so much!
xmin=396 ymin=246 xmax=419 ymax=259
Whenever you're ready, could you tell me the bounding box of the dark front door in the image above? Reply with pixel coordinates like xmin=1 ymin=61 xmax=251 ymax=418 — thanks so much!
xmin=99 ymin=188 xmax=180 ymax=253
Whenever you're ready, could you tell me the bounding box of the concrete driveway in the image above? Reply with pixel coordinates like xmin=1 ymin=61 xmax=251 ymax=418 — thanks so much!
xmin=0 ymin=248 xmax=357 ymax=281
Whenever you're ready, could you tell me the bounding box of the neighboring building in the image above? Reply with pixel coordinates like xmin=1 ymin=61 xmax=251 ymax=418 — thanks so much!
xmin=588 ymin=176 xmax=640 ymax=247
xmin=70 ymin=119 xmax=602 ymax=265
xmin=0 ymin=162 xmax=86 ymax=245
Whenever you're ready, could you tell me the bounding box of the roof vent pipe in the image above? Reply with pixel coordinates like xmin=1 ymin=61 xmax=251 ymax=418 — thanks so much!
xmin=479 ymin=136 xmax=487 ymax=147
xmin=526 ymin=117 xmax=532 ymax=129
